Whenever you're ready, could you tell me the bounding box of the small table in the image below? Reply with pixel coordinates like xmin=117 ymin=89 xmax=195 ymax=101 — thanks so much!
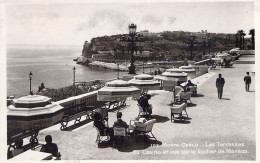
xmin=10 ymin=150 xmax=52 ymax=160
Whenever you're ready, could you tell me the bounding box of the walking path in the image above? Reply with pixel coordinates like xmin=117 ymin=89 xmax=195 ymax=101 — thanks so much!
xmin=36 ymin=60 xmax=255 ymax=160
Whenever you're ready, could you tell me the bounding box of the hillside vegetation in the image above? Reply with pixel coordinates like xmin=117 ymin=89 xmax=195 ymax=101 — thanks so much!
xmin=82 ymin=31 xmax=251 ymax=61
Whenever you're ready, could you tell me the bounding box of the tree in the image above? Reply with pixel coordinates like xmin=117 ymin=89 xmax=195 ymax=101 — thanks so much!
xmin=249 ymin=29 xmax=255 ymax=50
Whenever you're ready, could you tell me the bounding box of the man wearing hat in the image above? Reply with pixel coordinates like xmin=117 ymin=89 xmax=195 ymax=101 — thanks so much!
xmin=113 ymin=112 xmax=129 ymax=129
xmin=216 ymin=73 xmax=225 ymax=99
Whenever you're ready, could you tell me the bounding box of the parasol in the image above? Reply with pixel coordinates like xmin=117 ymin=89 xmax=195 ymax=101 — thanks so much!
xmin=97 ymin=79 xmax=141 ymax=101
xmin=128 ymin=74 xmax=160 ymax=92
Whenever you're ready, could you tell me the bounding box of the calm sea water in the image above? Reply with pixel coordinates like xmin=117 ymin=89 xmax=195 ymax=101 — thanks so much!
xmin=7 ymin=45 xmax=127 ymax=97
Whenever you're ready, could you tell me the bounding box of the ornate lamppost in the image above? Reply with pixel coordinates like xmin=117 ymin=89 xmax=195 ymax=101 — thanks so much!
xmin=120 ymin=24 xmax=144 ymax=74
xmin=73 ymin=67 xmax=76 ymax=86
xmin=29 ymin=71 xmax=33 ymax=95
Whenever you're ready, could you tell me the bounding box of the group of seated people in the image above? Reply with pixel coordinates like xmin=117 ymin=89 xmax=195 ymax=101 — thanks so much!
xmin=93 ymin=111 xmax=129 ymax=142
xmin=177 ymin=80 xmax=197 ymax=92
xmin=93 ymin=111 xmax=152 ymax=143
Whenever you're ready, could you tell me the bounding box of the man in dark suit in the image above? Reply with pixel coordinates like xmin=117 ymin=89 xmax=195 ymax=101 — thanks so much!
xmin=244 ymin=72 xmax=251 ymax=92
xmin=113 ymin=112 xmax=129 ymax=129
xmin=216 ymin=74 xmax=225 ymax=99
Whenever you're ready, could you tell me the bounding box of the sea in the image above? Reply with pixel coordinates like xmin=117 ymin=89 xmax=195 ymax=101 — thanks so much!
xmin=7 ymin=45 xmax=130 ymax=97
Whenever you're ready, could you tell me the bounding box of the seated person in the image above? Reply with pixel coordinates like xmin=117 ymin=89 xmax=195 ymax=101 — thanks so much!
xmin=138 ymin=94 xmax=152 ymax=114
xmin=93 ymin=112 xmax=113 ymax=137
xmin=113 ymin=112 xmax=129 ymax=129
xmin=176 ymin=81 xmax=186 ymax=92
xmin=40 ymin=135 xmax=60 ymax=157
xmin=185 ymin=80 xmax=197 ymax=93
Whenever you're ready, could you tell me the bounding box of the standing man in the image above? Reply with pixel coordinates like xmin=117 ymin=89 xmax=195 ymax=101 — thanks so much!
xmin=244 ymin=72 xmax=251 ymax=92
xmin=216 ymin=74 xmax=225 ymax=99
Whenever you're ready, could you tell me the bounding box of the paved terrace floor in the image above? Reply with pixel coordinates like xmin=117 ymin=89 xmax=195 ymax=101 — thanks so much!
xmin=36 ymin=60 xmax=255 ymax=160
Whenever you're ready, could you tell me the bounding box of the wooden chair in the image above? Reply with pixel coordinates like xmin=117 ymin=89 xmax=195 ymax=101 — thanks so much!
xmin=170 ymin=103 xmax=187 ymax=122
xmin=113 ymin=127 xmax=128 ymax=147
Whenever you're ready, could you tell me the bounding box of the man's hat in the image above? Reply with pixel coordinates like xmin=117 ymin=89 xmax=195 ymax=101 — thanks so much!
xmin=117 ymin=112 xmax=122 ymax=116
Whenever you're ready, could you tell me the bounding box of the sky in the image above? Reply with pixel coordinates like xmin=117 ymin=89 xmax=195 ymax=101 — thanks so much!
xmin=6 ymin=1 xmax=254 ymax=45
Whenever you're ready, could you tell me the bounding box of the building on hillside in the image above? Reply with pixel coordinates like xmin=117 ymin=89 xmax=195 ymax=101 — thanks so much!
xmin=92 ymin=51 xmax=115 ymax=60
xmin=133 ymin=51 xmax=150 ymax=58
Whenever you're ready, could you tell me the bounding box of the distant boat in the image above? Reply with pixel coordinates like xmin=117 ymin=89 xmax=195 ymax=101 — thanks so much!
xmin=73 ymin=58 xmax=77 ymax=61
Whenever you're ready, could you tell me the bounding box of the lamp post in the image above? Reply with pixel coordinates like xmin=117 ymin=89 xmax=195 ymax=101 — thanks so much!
xmin=73 ymin=67 xmax=76 ymax=86
xmin=29 ymin=71 xmax=33 ymax=95
xmin=208 ymin=38 xmax=211 ymax=54
xmin=117 ymin=63 xmax=119 ymax=79
xmin=119 ymin=24 xmax=144 ymax=74
xmin=202 ymin=37 xmax=207 ymax=56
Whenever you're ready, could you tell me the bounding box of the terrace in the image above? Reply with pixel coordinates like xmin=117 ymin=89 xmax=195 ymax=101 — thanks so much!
xmin=29 ymin=59 xmax=255 ymax=160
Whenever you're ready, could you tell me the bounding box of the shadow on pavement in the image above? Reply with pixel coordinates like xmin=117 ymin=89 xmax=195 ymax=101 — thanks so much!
xmin=173 ymin=118 xmax=191 ymax=124
xmin=192 ymin=94 xmax=204 ymax=97
xmin=220 ymin=98 xmax=231 ymax=100
xmin=97 ymin=136 xmax=162 ymax=152
xmin=187 ymin=103 xmax=197 ymax=107
xmin=151 ymin=115 xmax=170 ymax=123
xmin=117 ymin=136 xmax=162 ymax=152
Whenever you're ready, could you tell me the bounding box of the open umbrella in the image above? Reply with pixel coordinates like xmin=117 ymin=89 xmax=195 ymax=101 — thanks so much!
xmin=128 ymin=74 xmax=160 ymax=93
xmin=97 ymin=79 xmax=141 ymax=101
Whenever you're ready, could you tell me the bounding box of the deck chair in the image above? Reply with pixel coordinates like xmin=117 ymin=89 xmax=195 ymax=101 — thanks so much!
xmin=113 ymin=127 xmax=128 ymax=147
xmin=180 ymin=92 xmax=193 ymax=104
xmin=134 ymin=119 xmax=157 ymax=140
xmin=170 ymin=103 xmax=188 ymax=122
xmin=187 ymin=86 xmax=197 ymax=95
xmin=172 ymin=86 xmax=184 ymax=104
